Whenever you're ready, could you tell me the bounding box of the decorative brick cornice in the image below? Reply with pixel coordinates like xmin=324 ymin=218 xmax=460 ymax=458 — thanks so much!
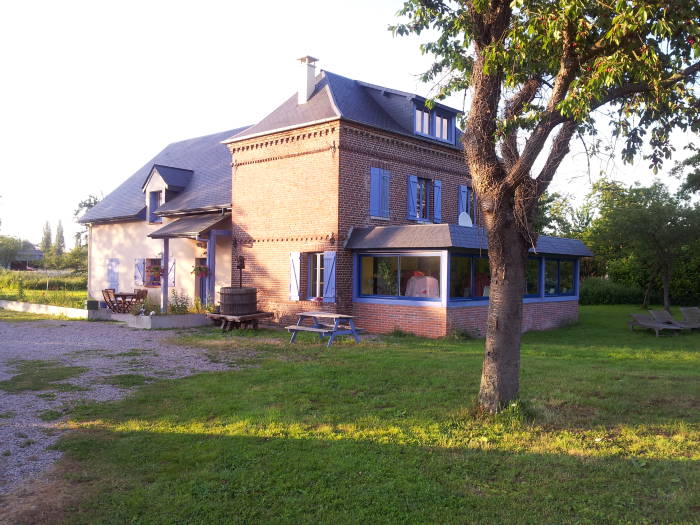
xmin=229 ymin=126 xmax=337 ymax=154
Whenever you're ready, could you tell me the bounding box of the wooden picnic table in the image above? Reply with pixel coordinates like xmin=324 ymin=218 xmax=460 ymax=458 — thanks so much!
xmin=206 ymin=311 xmax=274 ymax=331
xmin=286 ymin=311 xmax=362 ymax=347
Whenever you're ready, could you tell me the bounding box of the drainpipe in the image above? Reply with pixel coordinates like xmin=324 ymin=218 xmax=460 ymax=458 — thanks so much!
xmin=206 ymin=233 xmax=216 ymax=305
xmin=161 ymin=238 xmax=169 ymax=312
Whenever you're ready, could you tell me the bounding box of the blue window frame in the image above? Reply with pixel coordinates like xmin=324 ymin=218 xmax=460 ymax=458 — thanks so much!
xmin=148 ymin=191 xmax=162 ymax=223
xmin=544 ymin=258 xmax=576 ymax=296
xmin=358 ymin=253 xmax=441 ymax=301
xmin=414 ymin=104 xmax=455 ymax=144
xmin=524 ymin=257 xmax=541 ymax=297
xmin=449 ymin=254 xmax=491 ymax=299
xmin=369 ymin=167 xmax=390 ymax=218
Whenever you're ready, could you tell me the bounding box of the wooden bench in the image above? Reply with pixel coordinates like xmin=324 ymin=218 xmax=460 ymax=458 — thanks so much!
xmin=207 ymin=311 xmax=273 ymax=331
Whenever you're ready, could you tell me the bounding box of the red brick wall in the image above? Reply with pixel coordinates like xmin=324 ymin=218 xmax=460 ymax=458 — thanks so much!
xmin=445 ymin=300 xmax=579 ymax=338
xmin=349 ymin=300 xmax=578 ymax=339
xmin=352 ymin=301 xmax=447 ymax=339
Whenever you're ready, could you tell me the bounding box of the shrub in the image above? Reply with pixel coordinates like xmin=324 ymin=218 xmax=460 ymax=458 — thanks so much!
xmin=579 ymin=277 xmax=654 ymax=305
xmin=0 ymin=270 xmax=86 ymax=291
xmin=168 ymin=289 xmax=190 ymax=314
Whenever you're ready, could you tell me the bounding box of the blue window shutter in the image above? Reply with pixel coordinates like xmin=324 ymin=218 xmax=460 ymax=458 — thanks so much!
xmin=322 ymin=251 xmax=336 ymax=303
xmin=369 ymin=167 xmax=381 ymax=216
xmin=458 ymin=185 xmax=468 ymax=215
xmin=407 ymin=175 xmax=418 ymax=219
xmin=106 ymin=258 xmax=119 ymax=290
xmin=433 ymin=180 xmax=442 ymax=223
xmin=289 ymin=252 xmax=301 ymax=301
xmin=134 ymin=259 xmax=145 ymax=286
xmin=167 ymin=258 xmax=176 ymax=287
xmin=380 ymin=169 xmax=390 ymax=218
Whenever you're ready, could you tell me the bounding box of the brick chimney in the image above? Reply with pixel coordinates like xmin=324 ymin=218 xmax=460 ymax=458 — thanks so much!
xmin=298 ymin=55 xmax=318 ymax=105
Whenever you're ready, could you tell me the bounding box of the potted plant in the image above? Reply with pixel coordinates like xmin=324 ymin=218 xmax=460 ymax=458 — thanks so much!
xmin=191 ymin=265 xmax=209 ymax=278
xmin=311 ymin=296 xmax=323 ymax=303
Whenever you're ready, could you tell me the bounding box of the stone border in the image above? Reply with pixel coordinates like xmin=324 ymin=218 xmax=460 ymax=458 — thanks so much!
xmin=0 ymin=299 xmax=112 ymax=320
xmin=111 ymin=313 xmax=212 ymax=329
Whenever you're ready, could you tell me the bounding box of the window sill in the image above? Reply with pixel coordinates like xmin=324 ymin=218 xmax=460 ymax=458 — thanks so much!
xmin=370 ymin=216 xmax=390 ymax=221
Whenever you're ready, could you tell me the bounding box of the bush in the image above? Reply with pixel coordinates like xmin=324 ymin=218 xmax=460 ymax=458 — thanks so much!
xmin=0 ymin=270 xmax=86 ymax=291
xmin=579 ymin=277 xmax=656 ymax=305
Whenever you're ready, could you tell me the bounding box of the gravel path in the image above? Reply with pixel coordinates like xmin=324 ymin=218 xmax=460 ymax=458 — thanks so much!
xmin=0 ymin=319 xmax=230 ymax=496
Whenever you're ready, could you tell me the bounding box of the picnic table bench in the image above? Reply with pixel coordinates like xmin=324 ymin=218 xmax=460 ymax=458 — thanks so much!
xmin=206 ymin=311 xmax=274 ymax=331
xmin=286 ymin=311 xmax=363 ymax=347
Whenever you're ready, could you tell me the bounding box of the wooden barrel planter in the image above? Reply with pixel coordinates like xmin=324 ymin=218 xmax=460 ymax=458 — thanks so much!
xmin=220 ymin=287 xmax=257 ymax=316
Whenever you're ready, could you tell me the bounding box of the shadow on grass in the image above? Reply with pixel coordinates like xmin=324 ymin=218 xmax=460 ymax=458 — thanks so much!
xmin=51 ymin=426 xmax=698 ymax=524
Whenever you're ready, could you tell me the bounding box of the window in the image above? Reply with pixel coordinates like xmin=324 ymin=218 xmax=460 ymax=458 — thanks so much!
xmin=308 ymin=252 xmax=325 ymax=299
xmin=544 ymin=258 xmax=576 ymax=296
xmin=359 ymin=254 xmax=441 ymax=300
xmin=370 ymin=167 xmax=390 ymax=218
xmin=525 ymin=258 xmax=540 ymax=296
xmin=449 ymin=254 xmax=490 ymax=299
xmin=145 ymin=258 xmax=162 ymax=286
xmin=415 ymin=108 xmax=430 ymax=135
xmin=416 ymin=178 xmax=432 ymax=220
xmin=148 ymin=191 xmax=162 ymax=223
xmin=435 ymin=114 xmax=450 ymax=140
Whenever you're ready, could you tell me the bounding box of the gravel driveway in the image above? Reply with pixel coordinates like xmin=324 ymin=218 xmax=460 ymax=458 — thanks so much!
xmin=0 ymin=318 xmax=230 ymax=496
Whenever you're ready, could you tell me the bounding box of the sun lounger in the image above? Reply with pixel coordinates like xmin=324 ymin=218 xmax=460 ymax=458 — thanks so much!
xmin=649 ymin=309 xmax=700 ymax=330
xmin=680 ymin=307 xmax=700 ymax=328
xmin=628 ymin=313 xmax=682 ymax=337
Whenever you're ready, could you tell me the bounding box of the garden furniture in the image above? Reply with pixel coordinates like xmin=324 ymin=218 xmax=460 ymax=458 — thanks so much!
xmin=628 ymin=313 xmax=682 ymax=337
xmin=650 ymin=309 xmax=699 ymax=330
xmin=206 ymin=311 xmax=273 ymax=331
xmin=680 ymin=307 xmax=700 ymax=327
xmin=286 ymin=311 xmax=363 ymax=347
xmin=102 ymin=289 xmax=125 ymax=313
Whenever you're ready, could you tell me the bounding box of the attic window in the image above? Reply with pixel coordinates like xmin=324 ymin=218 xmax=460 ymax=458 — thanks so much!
xmin=414 ymin=105 xmax=454 ymax=144
xmin=148 ymin=191 xmax=162 ymax=223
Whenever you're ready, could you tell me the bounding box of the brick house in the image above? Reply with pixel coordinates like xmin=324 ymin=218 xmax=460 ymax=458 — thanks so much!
xmin=223 ymin=57 xmax=591 ymax=338
xmin=80 ymin=57 xmax=590 ymax=336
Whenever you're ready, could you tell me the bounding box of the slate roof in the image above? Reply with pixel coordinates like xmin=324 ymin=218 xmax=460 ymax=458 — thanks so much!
xmin=344 ymin=224 xmax=593 ymax=257
xmin=79 ymin=127 xmax=249 ymax=224
xmin=225 ymin=70 xmax=464 ymax=149
xmin=148 ymin=213 xmax=230 ymax=239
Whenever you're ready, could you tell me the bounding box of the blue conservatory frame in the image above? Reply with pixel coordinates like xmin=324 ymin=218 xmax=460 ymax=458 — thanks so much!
xmin=352 ymin=250 xmax=580 ymax=308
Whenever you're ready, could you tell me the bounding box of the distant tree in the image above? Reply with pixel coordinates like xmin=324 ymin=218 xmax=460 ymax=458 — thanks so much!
xmin=588 ymin=181 xmax=700 ymax=311
xmin=73 ymin=194 xmax=101 ymax=247
xmin=0 ymin=236 xmax=22 ymax=268
xmin=40 ymin=222 xmax=52 ymax=254
xmin=671 ymin=147 xmax=700 ymax=195
xmin=54 ymin=220 xmax=65 ymax=257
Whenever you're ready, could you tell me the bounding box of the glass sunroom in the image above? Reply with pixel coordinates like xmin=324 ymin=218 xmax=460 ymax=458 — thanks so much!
xmin=346 ymin=224 xmax=592 ymax=307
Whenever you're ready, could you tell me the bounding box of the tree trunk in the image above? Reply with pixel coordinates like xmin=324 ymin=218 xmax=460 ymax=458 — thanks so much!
xmin=661 ymin=266 xmax=671 ymax=312
xmin=477 ymin=203 xmax=530 ymax=413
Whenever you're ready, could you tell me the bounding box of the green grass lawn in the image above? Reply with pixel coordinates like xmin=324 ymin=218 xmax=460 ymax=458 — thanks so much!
xmin=0 ymin=288 xmax=86 ymax=308
xmin=36 ymin=306 xmax=700 ymax=524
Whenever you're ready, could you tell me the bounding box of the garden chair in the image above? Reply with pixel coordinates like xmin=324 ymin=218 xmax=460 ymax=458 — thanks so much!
xmin=679 ymin=307 xmax=700 ymax=329
xmin=628 ymin=313 xmax=682 ymax=337
xmin=102 ymin=289 xmax=122 ymax=313
xmin=649 ymin=309 xmax=698 ymax=330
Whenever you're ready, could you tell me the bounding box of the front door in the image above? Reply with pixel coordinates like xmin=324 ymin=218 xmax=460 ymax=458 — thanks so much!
xmin=195 ymin=257 xmax=207 ymax=304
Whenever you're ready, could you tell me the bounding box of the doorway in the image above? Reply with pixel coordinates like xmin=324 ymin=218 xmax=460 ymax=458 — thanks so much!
xmin=195 ymin=257 xmax=207 ymax=304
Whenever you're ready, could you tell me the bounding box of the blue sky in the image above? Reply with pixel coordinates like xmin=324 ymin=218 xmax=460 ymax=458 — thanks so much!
xmin=0 ymin=0 xmax=684 ymax=244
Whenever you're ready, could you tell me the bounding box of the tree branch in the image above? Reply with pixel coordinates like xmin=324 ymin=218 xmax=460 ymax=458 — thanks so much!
xmin=501 ymin=78 xmax=541 ymax=171
xmin=535 ymin=121 xmax=577 ymax=198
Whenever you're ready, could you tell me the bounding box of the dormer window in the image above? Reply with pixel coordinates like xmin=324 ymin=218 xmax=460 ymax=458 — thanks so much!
xmin=148 ymin=191 xmax=162 ymax=223
xmin=415 ymin=108 xmax=430 ymax=135
xmin=414 ymin=104 xmax=454 ymax=144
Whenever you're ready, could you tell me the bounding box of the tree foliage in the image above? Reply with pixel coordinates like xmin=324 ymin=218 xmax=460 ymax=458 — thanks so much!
xmin=54 ymin=220 xmax=65 ymax=257
xmin=586 ymin=180 xmax=700 ymax=309
xmin=40 ymin=221 xmax=52 ymax=254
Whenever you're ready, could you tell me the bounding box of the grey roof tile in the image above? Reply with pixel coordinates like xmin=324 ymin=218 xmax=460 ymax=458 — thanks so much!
xmin=144 ymin=165 xmax=194 ymax=191
xmin=345 ymin=224 xmax=593 ymax=257
xmin=80 ymin=127 xmax=249 ymax=223
xmin=227 ymin=70 xmax=464 ymax=149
